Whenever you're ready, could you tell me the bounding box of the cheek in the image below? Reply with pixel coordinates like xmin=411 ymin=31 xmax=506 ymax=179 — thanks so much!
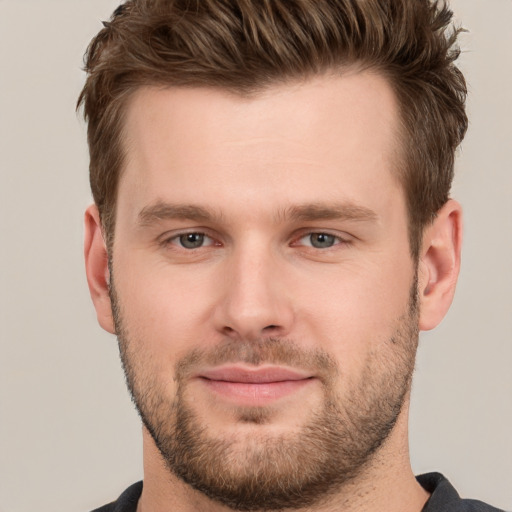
xmin=113 ymin=268 xmax=216 ymax=404
xmin=294 ymin=256 xmax=415 ymax=365
xmin=113 ymin=260 xmax=218 ymax=353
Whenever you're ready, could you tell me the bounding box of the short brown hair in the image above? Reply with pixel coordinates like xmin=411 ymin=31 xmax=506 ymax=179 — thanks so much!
xmin=78 ymin=0 xmax=467 ymax=258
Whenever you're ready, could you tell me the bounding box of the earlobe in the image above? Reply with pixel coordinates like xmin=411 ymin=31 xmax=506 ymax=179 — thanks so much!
xmin=84 ymin=204 xmax=116 ymax=334
xmin=418 ymin=199 xmax=463 ymax=331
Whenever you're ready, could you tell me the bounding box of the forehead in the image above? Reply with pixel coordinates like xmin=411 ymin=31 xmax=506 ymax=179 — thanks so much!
xmin=118 ymin=71 xmax=403 ymax=222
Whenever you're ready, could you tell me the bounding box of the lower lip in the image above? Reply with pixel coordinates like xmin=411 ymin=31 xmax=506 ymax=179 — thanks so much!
xmin=200 ymin=378 xmax=313 ymax=405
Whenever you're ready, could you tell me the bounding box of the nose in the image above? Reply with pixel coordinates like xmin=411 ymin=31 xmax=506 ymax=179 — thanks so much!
xmin=213 ymin=243 xmax=294 ymax=341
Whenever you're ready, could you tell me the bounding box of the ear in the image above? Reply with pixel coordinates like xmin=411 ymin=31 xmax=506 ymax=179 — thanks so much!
xmin=84 ymin=204 xmax=116 ymax=334
xmin=418 ymin=199 xmax=463 ymax=331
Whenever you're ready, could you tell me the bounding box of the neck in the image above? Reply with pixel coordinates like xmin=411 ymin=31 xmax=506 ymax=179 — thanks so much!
xmin=137 ymin=402 xmax=429 ymax=512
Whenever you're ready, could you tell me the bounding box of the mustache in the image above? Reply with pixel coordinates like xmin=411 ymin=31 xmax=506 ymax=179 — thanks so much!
xmin=174 ymin=338 xmax=339 ymax=382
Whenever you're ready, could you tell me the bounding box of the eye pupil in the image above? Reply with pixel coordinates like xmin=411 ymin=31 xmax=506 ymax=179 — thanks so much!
xmin=180 ymin=233 xmax=204 ymax=249
xmin=310 ymin=233 xmax=335 ymax=248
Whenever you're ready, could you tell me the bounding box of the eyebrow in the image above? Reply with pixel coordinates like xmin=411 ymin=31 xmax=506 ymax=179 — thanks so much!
xmin=137 ymin=201 xmax=378 ymax=227
xmin=137 ymin=202 xmax=222 ymax=226
xmin=278 ymin=203 xmax=378 ymax=223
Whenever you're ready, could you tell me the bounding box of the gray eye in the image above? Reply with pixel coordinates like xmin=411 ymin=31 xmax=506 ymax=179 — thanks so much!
xmin=179 ymin=233 xmax=205 ymax=249
xmin=309 ymin=233 xmax=336 ymax=249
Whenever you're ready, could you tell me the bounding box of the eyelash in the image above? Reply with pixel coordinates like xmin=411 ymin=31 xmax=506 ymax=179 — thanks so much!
xmin=161 ymin=230 xmax=350 ymax=251
xmin=162 ymin=232 xmax=218 ymax=250
xmin=293 ymin=232 xmax=349 ymax=249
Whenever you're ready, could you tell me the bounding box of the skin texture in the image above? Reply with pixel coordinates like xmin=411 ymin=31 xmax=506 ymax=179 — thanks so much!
xmin=85 ymin=71 xmax=462 ymax=512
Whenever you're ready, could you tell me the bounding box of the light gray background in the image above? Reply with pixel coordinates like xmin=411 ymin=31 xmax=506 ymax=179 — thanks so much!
xmin=0 ymin=1 xmax=510 ymax=511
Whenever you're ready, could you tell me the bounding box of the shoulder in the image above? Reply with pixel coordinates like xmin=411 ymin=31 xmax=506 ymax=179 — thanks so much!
xmin=417 ymin=473 xmax=506 ymax=512
xmin=90 ymin=481 xmax=143 ymax=512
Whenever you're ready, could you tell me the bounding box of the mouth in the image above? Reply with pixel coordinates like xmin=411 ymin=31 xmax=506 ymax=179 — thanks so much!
xmin=195 ymin=365 xmax=316 ymax=405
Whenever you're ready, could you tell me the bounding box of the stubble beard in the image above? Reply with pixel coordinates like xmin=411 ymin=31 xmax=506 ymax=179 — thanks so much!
xmin=111 ymin=277 xmax=419 ymax=511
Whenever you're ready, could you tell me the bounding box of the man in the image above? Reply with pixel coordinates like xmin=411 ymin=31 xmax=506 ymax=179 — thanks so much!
xmin=79 ymin=1 xmax=504 ymax=511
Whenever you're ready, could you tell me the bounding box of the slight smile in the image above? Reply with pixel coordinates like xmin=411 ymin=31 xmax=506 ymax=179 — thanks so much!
xmin=196 ymin=365 xmax=316 ymax=405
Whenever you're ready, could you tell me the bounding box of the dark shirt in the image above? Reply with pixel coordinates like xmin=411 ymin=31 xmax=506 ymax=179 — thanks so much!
xmin=418 ymin=473 xmax=505 ymax=512
xmin=91 ymin=481 xmax=141 ymax=512
xmin=91 ymin=473 xmax=505 ymax=512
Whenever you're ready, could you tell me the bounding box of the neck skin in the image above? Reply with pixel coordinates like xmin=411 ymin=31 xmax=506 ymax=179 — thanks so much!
xmin=136 ymin=395 xmax=429 ymax=512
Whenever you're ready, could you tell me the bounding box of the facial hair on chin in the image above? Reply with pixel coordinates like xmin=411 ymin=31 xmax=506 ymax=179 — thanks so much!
xmin=110 ymin=275 xmax=419 ymax=511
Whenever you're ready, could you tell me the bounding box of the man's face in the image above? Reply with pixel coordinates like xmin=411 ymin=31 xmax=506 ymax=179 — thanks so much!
xmin=110 ymin=72 xmax=419 ymax=509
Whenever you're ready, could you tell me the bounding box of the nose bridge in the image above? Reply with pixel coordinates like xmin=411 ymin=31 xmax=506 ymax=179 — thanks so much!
xmin=215 ymin=235 xmax=292 ymax=339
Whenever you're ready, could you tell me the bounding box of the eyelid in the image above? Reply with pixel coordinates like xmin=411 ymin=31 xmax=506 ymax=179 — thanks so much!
xmin=158 ymin=229 xmax=220 ymax=248
xmin=156 ymin=227 xmax=352 ymax=249
xmin=291 ymin=230 xmax=353 ymax=248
